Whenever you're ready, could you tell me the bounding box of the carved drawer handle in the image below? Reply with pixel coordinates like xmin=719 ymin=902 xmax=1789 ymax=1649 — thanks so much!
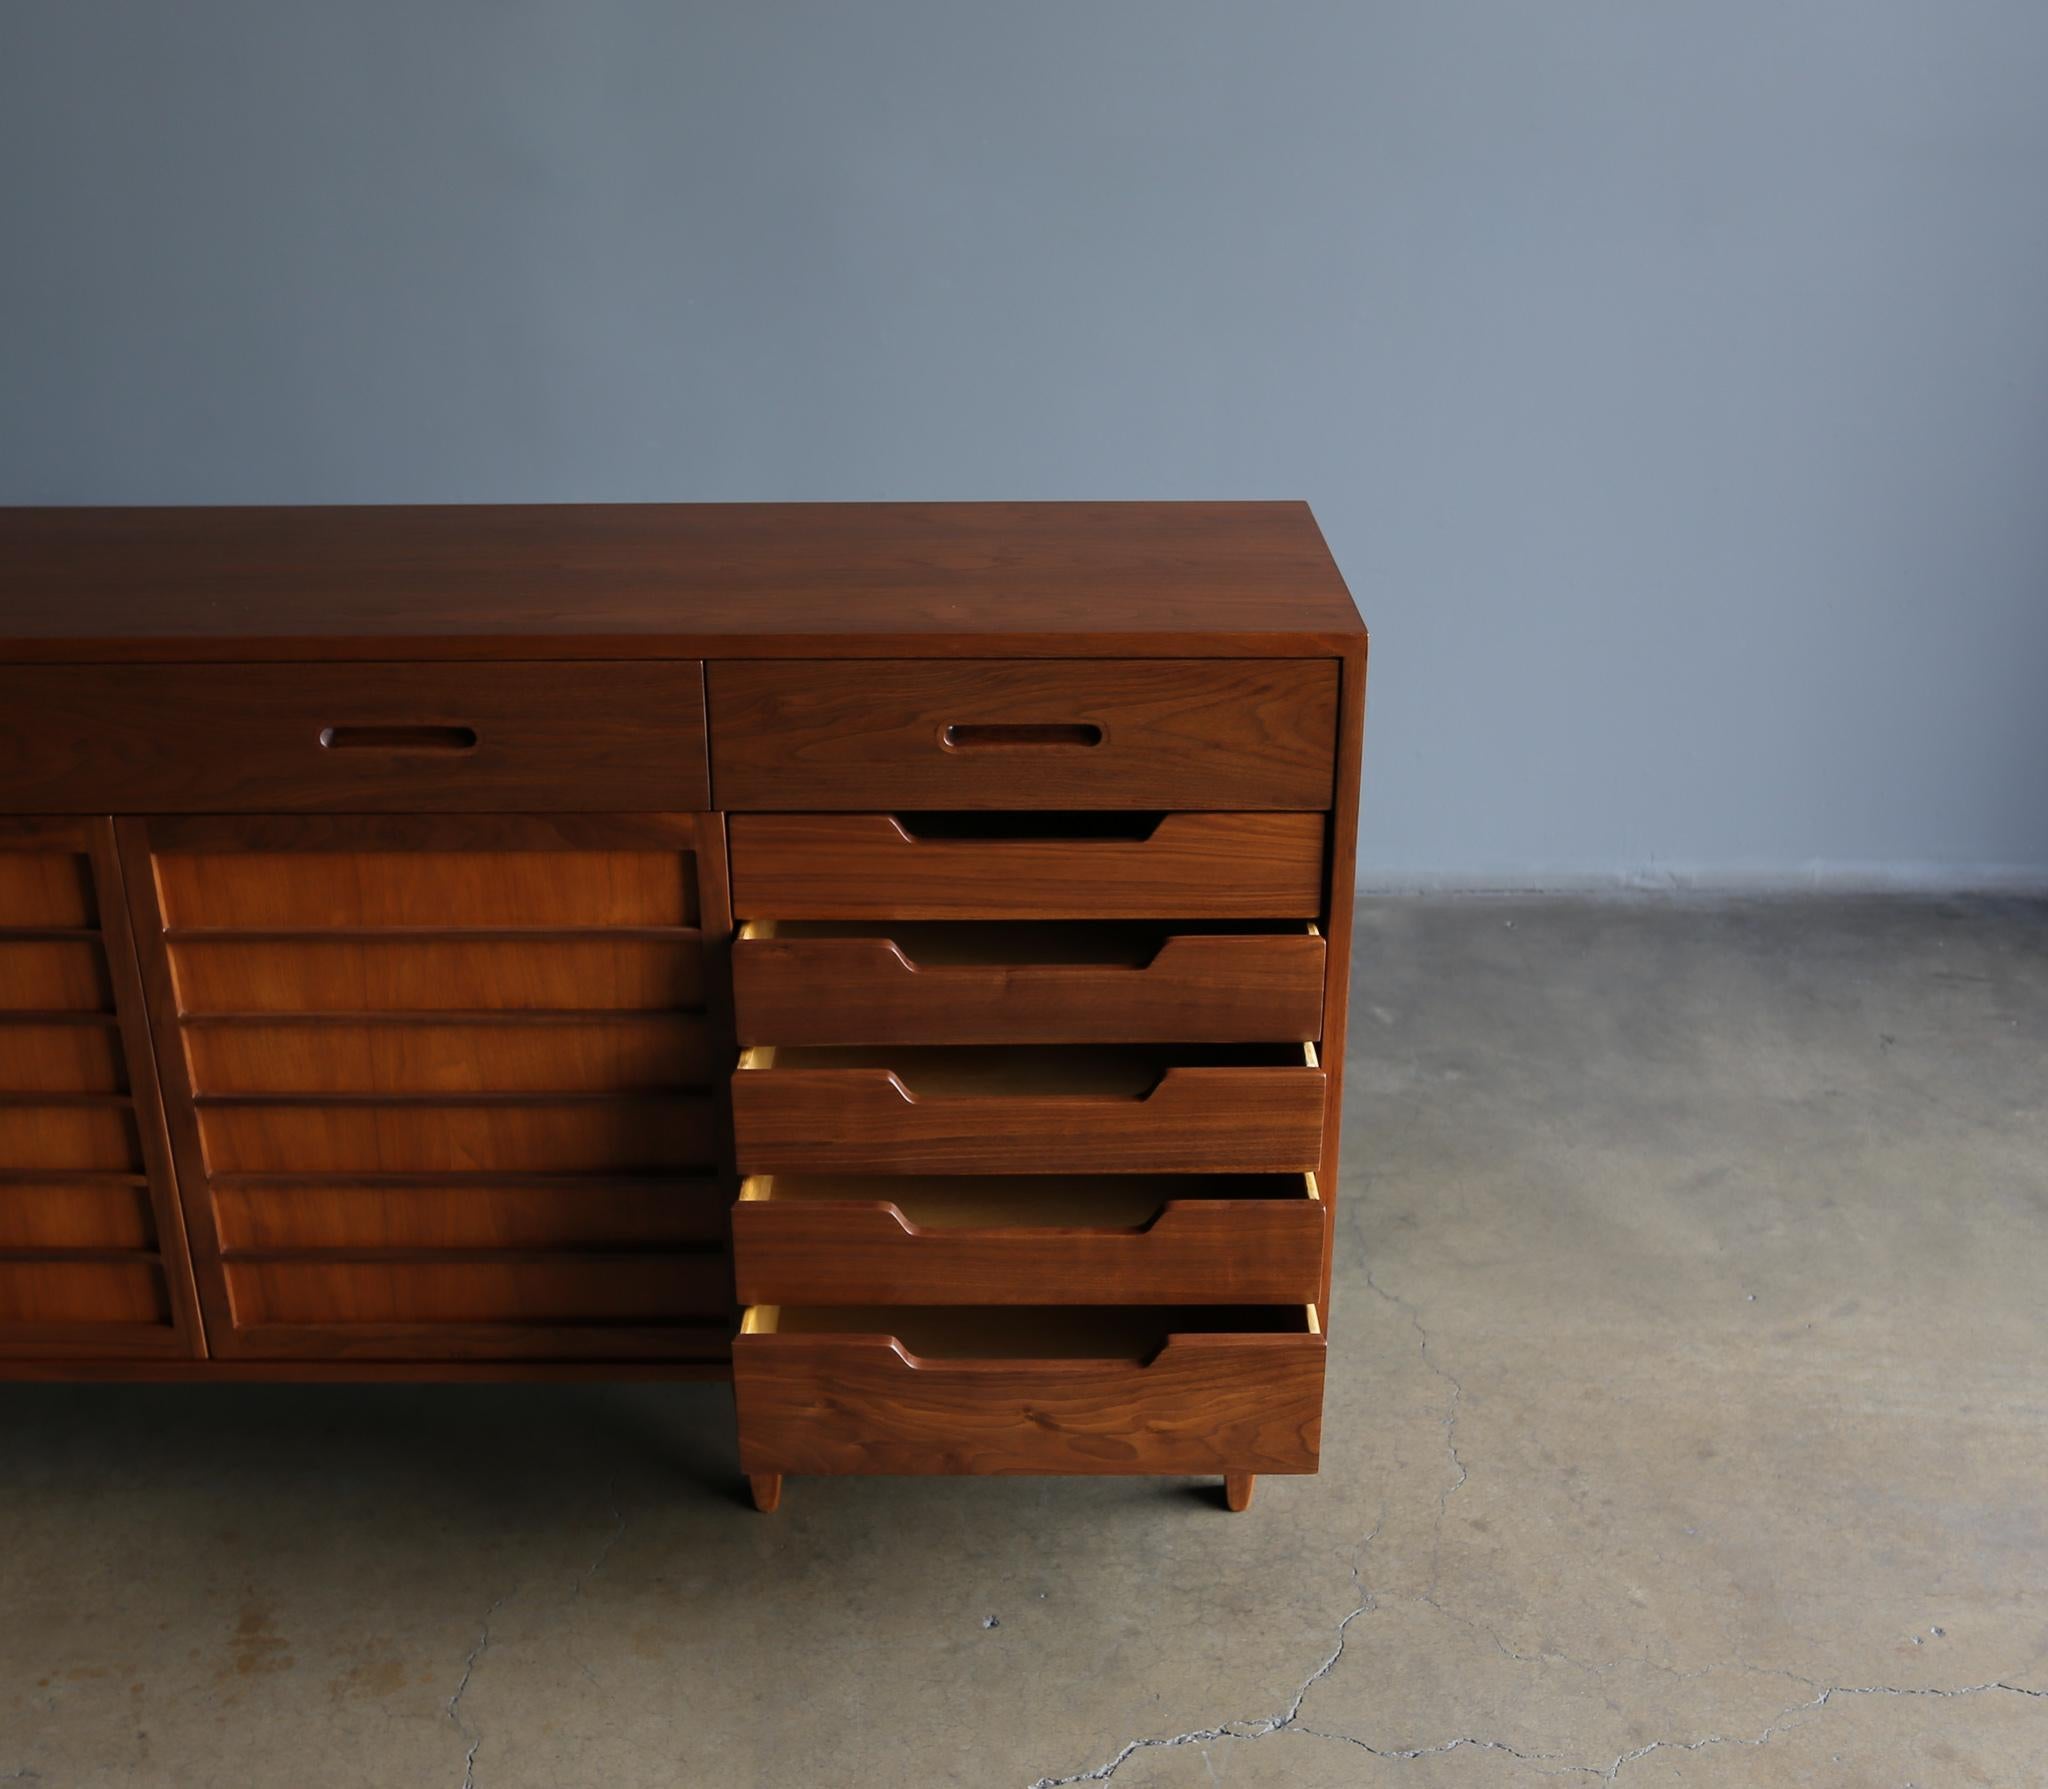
xmin=940 ymin=722 xmax=1103 ymax=749
xmin=318 ymin=724 xmax=479 ymax=752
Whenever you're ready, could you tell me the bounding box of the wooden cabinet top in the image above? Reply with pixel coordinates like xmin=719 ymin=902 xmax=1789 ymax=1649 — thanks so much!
xmin=0 ymin=502 xmax=1364 ymax=662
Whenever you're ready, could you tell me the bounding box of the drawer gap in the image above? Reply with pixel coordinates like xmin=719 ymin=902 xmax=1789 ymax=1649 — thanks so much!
xmin=739 ymin=918 xmax=1314 ymax=966
xmin=742 ymin=1303 xmax=1315 ymax=1360
xmin=739 ymin=1042 xmax=1313 ymax=1098
xmin=739 ymin=1171 xmax=1314 ymax=1229
xmin=888 ymin=812 xmax=1165 ymax=842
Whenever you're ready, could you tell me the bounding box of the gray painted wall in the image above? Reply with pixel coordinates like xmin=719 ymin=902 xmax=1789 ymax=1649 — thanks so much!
xmin=4 ymin=2 xmax=2046 ymax=888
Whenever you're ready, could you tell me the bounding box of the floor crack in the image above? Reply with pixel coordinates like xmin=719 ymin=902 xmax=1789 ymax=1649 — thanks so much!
xmin=565 ymin=1488 xmax=627 ymax=1690
xmin=448 ymin=1592 xmax=508 ymax=1789
xmin=1603 ymin=1681 xmax=2048 ymax=1782
xmin=1416 ymin=1594 xmax=1826 ymax=1698
xmin=573 ymin=1487 xmax=625 ymax=1603
xmin=1024 ymin=1507 xmax=1386 ymax=1787
xmin=1298 ymin=1727 xmax=1607 ymax=1777
xmin=1363 ymin=1262 xmax=1467 ymax=1598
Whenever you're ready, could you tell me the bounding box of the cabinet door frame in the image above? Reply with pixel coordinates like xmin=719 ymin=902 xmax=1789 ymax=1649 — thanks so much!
xmin=0 ymin=815 xmax=205 ymax=1360
xmin=117 ymin=811 xmax=734 ymax=1364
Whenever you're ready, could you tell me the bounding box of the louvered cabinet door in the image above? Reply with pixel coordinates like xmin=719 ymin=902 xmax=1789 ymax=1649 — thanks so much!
xmin=118 ymin=814 xmax=736 ymax=1364
xmin=0 ymin=818 xmax=203 ymax=1359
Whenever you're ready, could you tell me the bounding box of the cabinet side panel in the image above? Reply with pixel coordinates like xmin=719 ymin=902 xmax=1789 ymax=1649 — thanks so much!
xmin=1315 ymin=641 xmax=1368 ymax=1320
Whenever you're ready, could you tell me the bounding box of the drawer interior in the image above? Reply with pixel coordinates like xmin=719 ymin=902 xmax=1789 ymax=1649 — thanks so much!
xmin=739 ymin=1171 xmax=1318 ymax=1229
xmin=739 ymin=918 xmax=1316 ymax=965
xmin=741 ymin=1302 xmax=1318 ymax=1359
xmin=738 ymin=1042 xmax=1317 ymax=1095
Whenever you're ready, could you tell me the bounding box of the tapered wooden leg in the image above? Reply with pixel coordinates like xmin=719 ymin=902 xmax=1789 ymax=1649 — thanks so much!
xmin=1224 ymin=1471 xmax=1256 ymax=1512
xmin=748 ymin=1472 xmax=783 ymax=1513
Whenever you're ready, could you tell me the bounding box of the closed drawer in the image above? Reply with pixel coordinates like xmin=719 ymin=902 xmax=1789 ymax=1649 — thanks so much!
xmin=0 ymin=663 xmax=708 ymax=811
xmin=734 ymin=1304 xmax=1324 ymax=1476
xmin=734 ymin=1172 xmax=1324 ymax=1305
xmin=710 ymin=659 xmax=1337 ymax=810
xmin=732 ymin=1044 xmax=1325 ymax=1174
xmin=728 ymin=813 xmax=1325 ymax=920
xmin=733 ymin=920 xmax=1324 ymax=1045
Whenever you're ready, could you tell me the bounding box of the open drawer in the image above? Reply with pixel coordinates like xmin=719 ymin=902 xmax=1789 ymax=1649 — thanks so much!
xmin=732 ymin=1044 xmax=1326 ymax=1174
xmin=732 ymin=920 xmax=1325 ymax=1045
xmin=726 ymin=812 xmax=1326 ymax=920
xmin=734 ymin=1172 xmax=1324 ymax=1305
xmin=733 ymin=1304 xmax=1325 ymax=1477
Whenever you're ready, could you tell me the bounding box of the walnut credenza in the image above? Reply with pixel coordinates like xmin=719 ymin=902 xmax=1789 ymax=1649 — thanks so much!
xmin=0 ymin=503 xmax=1366 ymax=1513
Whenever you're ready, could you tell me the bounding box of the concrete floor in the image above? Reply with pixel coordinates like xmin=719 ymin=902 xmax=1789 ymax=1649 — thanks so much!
xmin=3 ymin=897 xmax=2045 ymax=1786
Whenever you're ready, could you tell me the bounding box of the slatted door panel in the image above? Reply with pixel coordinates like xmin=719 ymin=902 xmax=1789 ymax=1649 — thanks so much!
xmin=120 ymin=814 xmax=736 ymax=1363
xmin=0 ymin=818 xmax=202 ymax=1358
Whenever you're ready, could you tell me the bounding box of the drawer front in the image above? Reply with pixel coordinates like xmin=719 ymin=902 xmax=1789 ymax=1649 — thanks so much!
xmin=734 ymin=1308 xmax=1325 ymax=1476
xmin=732 ymin=1048 xmax=1327 ymax=1175
xmin=733 ymin=923 xmax=1325 ymax=1045
xmin=0 ymin=663 xmax=708 ymax=811
xmin=710 ymin=659 xmax=1338 ymax=810
xmin=733 ymin=1173 xmax=1325 ymax=1305
xmin=727 ymin=813 xmax=1325 ymax=920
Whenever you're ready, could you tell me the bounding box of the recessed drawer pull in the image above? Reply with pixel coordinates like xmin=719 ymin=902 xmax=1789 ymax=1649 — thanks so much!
xmin=941 ymin=722 xmax=1102 ymax=750
xmin=731 ymin=1043 xmax=1326 ymax=1174
xmin=730 ymin=920 xmax=1326 ymax=1045
xmin=726 ymin=811 xmax=1326 ymax=919
xmin=709 ymin=658 xmax=1338 ymax=808
xmin=733 ymin=1172 xmax=1324 ymax=1306
xmin=733 ymin=1303 xmax=1327 ymax=1477
xmin=318 ymin=724 xmax=478 ymax=752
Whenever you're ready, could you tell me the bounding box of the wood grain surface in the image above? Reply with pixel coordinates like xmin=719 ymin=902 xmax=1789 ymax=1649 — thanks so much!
xmin=734 ymin=1311 xmax=1324 ymax=1476
xmin=727 ymin=812 xmax=1326 ymax=920
xmin=732 ymin=923 xmax=1324 ymax=1045
xmin=732 ymin=1048 xmax=1326 ymax=1175
xmin=0 ymin=663 xmax=709 ymax=812
xmin=0 ymin=818 xmax=202 ymax=1359
xmin=709 ymin=658 xmax=1336 ymax=810
xmin=122 ymin=812 xmax=735 ymax=1364
xmin=0 ymin=502 xmax=1363 ymax=661
xmin=733 ymin=1172 xmax=1323 ymax=1306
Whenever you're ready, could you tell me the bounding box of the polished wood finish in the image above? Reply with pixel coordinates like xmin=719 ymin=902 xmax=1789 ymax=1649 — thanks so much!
xmin=728 ymin=812 xmax=1326 ymax=920
xmin=180 ymin=1014 xmax=717 ymax=1095
xmin=0 ymin=818 xmax=201 ymax=1359
xmin=733 ymin=1173 xmax=1323 ymax=1306
xmin=748 ymin=1472 xmax=783 ymax=1513
xmin=0 ymin=663 xmax=709 ymax=813
xmin=1225 ymin=1471 xmax=1256 ymax=1512
xmin=223 ymin=1254 xmax=732 ymax=1327
xmin=0 ymin=500 xmax=1363 ymax=1519
xmin=0 ymin=503 xmax=1363 ymax=660
xmin=733 ymin=1046 xmax=1326 ymax=1175
xmin=169 ymin=934 xmax=706 ymax=1013
xmin=211 ymin=1177 xmax=729 ymax=1251
xmin=121 ymin=812 xmax=734 ymax=1363
xmin=732 ymin=922 xmax=1325 ymax=1046
xmin=152 ymin=838 xmax=701 ymax=928
xmin=710 ymin=659 xmax=1336 ymax=810
xmin=733 ymin=1305 xmax=1324 ymax=1477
